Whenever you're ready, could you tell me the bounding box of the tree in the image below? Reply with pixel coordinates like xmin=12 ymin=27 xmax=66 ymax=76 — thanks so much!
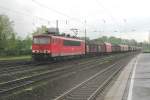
xmin=7 ymin=33 xmax=17 ymax=50
xmin=32 ymin=25 xmax=48 ymax=35
xmin=23 ymin=35 xmax=32 ymax=50
xmin=92 ymin=35 xmax=140 ymax=47
xmin=0 ymin=15 xmax=15 ymax=51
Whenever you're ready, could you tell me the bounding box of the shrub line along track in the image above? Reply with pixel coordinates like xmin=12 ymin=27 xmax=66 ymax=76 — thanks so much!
xmin=54 ymin=55 xmax=133 ymax=100
xmin=0 ymin=52 xmax=136 ymax=99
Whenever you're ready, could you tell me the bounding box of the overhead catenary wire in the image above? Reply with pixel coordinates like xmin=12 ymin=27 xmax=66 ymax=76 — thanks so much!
xmin=0 ymin=0 xmax=100 ymax=36
xmin=95 ymin=0 xmax=121 ymax=33
xmin=32 ymin=0 xmax=81 ymax=22
xmin=0 ymin=5 xmax=79 ymax=31
xmin=31 ymin=0 xmax=95 ymax=29
xmin=0 ymin=5 xmax=71 ymax=26
xmin=0 ymin=4 xmax=95 ymax=37
xmin=31 ymin=0 xmax=83 ymax=24
xmin=0 ymin=5 xmax=52 ymax=26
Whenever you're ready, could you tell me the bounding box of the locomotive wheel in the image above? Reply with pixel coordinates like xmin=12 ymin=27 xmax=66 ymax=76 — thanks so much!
xmin=32 ymin=54 xmax=45 ymax=61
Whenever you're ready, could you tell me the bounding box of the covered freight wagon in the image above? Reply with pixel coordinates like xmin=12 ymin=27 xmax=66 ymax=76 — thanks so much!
xmin=112 ymin=45 xmax=121 ymax=53
xmin=119 ymin=45 xmax=129 ymax=52
xmin=100 ymin=42 xmax=112 ymax=53
xmin=86 ymin=43 xmax=101 ymax=55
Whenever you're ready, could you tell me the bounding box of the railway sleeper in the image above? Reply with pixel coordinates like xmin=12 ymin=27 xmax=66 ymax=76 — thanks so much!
xmin=66 ymin=95 xmax=89 ymax=100
xmin=68 ymin=92 xmax=92 ymax=97
xmin=69 ymin=91 xmax=92 ymax=95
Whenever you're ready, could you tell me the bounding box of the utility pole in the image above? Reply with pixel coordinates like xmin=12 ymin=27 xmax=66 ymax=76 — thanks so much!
xmin=149 ymin=31 xmax=150 ymax=51
xmin=149 ymin=31 xmax=150 ymax=44
xmin=56 ymin=20 xmax=59 ymax=34
xmin=84 ymin=20 xmax=87 ymax=54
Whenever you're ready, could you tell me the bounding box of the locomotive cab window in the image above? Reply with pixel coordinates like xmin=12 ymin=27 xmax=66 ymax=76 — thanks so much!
xmin=64 ymin=40 xmax=81 ymax=46
xmin=33 ymin=37 xmax=50 ymax=44
xmin=52 ymin=38 xmax=60 ymax=44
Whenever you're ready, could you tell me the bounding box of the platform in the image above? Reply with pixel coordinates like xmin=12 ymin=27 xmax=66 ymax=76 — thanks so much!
xmin=97 ymin=53 xmax=150 ymax=100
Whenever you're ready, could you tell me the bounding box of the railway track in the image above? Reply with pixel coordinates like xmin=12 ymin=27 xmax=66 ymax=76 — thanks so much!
xmin=0 ymin=54 xmax=122 ymax=83
xmin=0 ymin=60 xmax=33 ymax=67
xmin=0 ymin=53 xmax=128 ymax=99
xmin=0 ymin=52 xmax=132 ymax=74
xmin=0 ymin=55 xmax=103 ymax=67
xmin=54 ymin=55 xmax=132 ymax=100
xmin=0 ymin=56 xmax=115 ymax=93
xmin=0 ymin=57 xmax=95 ymax=76
xmin=0 ymin=52 xmax=137 ymax=100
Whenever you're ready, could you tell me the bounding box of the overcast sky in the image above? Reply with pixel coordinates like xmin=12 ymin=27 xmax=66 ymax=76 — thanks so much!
xmin=0 ymin=0 xmax=150 ymax=42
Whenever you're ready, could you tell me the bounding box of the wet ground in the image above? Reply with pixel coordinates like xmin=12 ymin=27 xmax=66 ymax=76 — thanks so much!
xmin=131 ymin=54 xmax=150 ymax=100
xmin=104 ymin=53 xmax=150 ymax=100
xmin=97 ymin=53 xmax=150 ymax=100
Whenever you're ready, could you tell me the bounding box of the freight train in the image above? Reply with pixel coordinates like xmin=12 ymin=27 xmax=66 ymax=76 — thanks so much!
xmin=32 ymin=29 xmax=141 ymax=60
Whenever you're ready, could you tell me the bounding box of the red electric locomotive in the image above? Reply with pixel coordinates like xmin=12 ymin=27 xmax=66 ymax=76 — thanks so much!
xmin=32 ymin=34 xmax=85 ymax=60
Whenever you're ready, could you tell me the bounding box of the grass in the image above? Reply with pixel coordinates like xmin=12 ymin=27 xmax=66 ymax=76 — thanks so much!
xmin=143 ymin=50 xmax=150 ymax=53
xmin=0 ymin=55 xmax=31 ymax=61
xmin=142 ymin=49 xmax=150 ymax=53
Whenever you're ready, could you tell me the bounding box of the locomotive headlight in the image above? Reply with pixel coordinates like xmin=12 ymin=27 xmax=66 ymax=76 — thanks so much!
xmin=32 ymin=50 xmax=39 ymax=53
xmin=47 ymin=50 xmax=50 ymax=53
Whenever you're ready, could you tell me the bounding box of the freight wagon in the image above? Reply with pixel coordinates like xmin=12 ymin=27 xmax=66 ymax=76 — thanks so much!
xmin=112 ymin=45 xmax=121 ymax=53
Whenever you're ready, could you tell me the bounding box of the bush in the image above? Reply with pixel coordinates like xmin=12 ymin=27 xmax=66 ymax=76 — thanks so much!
xmin=0 ymin=49 xmax=31 ymax=56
